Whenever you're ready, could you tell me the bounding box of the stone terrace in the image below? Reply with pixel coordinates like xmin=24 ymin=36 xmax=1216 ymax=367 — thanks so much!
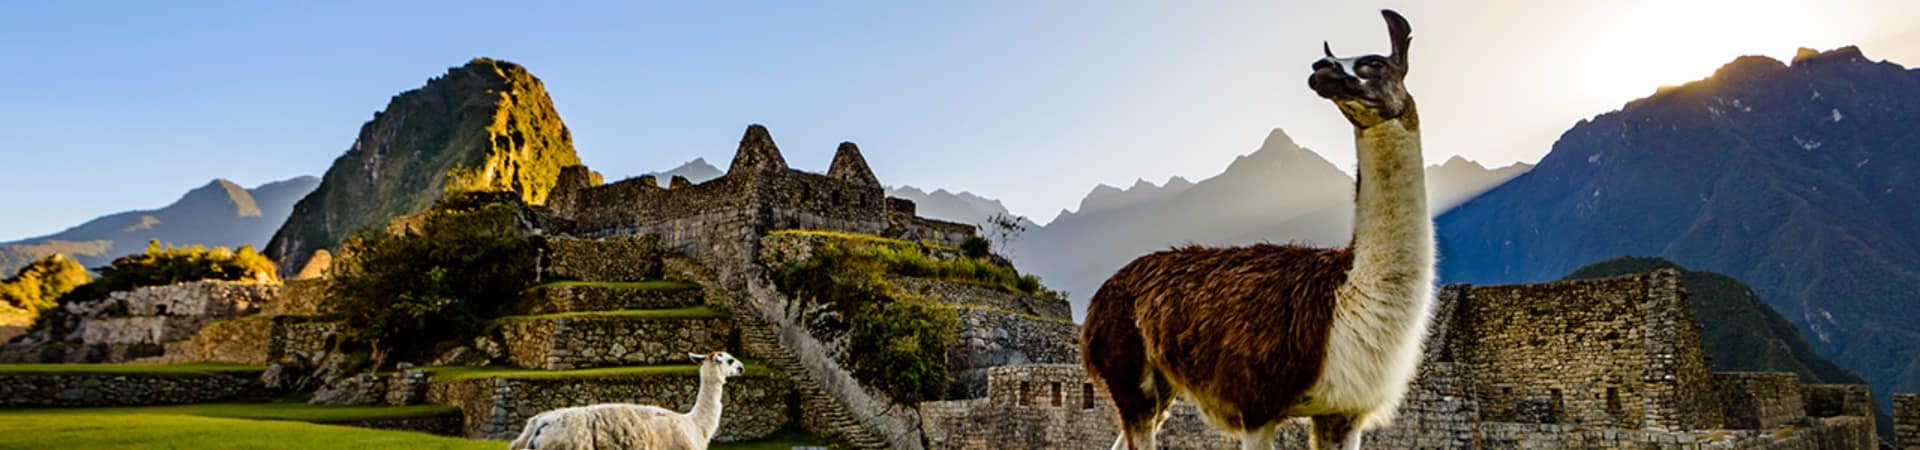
xmin=923 ymin=270 xmax=1886 ymax=449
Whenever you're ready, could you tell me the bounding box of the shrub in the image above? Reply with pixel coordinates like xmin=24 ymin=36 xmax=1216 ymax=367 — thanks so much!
xmin=959 ymin=236 xmax=991 ymax=259
xmin=768 ymin=238 xmax=957 ymax=403
xmin=0 ymin=254 xmax=91 ymax=319
xmin=61 ymin=241 xmax=277 ymax=303
xmin=325 ymin=194 xmax=537 ymax=364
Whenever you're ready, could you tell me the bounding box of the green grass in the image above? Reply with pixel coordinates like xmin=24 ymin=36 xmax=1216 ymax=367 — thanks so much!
xmin=0 ymin=362 xmax=264 ymax=378
xmin=496 ymin=306 xmax=726 ymax=322
xmin=710 ymin=429 xmax=829 ymax=450
xmin=0 ymin=403 xmax=822 ymax=449
xmin=425 ymin=362 xmax=779 ymax=382
xmin=536 ymin=280 xmax=699 ymax=291
xmin=0 ymin=412 xmax=496 ymax=450
xmin=2 ymin=402 xmax=461 ymax=423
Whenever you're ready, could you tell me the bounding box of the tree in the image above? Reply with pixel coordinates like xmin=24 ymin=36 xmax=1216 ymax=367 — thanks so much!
xmin=982 ymin=213 xmax=1027 ymax=257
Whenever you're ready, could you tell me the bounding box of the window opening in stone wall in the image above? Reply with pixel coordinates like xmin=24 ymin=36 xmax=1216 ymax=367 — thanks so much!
xmin=1051 ymin=382 xmax=1063 ymax=407
xmin=1606 ymin=387 xmax=1621 ymax=413
xmin=1019 ymin=381 xmax=1031 ymax=406
xmin=1083 ymin=383 xmax=1096 ymax=409
xmin=1550 ymin=388 xmax=1564 ymax=415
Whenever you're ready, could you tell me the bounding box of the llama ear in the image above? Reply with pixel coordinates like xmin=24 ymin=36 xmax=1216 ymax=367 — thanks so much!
xmin=689 ymin=353 xmax=707 ymax=363
xmin=1382 ymin=9 xmax=1412 ymax=72
xmin=1323 ymin=41 xmax=1335 ymax=58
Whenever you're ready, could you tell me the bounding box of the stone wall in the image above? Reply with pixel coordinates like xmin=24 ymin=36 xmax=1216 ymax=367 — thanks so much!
xmin=1805 ymin=384 xmax=1878 ymax=424
xmin=949 ymin=308 xmax=1079 ymax=399
xmin=521 ymin=283 xmax=704 ymax=314
xmin=544 ymin=235 xmax=666 ymax=282
xmin=1715 ymin=372 xmax=1807 ymax=430
xmin=1897 ymin=393 xmax=1918 ymax=449
xmin=426 ymin=370 xmax=793 ymax=442
xmin=891 ymin=277 xmax=1071 ymax=319
xmin=0 ymin=372 xmax=259 ymax=406
xmin=497 ymin=314 xmax=734 ymax=370
xmin=62 ymin=281 xmax=281 ymax=348
xmin=269 ymin=279 xmax=328 ymax=316
xmin=192 ymin=316 xmax=273 ymax=364
xmin=1442 ymin=270 xmax=1721 ymax=431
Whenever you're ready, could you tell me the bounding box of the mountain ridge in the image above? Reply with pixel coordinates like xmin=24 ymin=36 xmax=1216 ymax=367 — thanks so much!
xmin=0 ymin=176 xmax=319 ymax=274
xmin=1437 ymin=46 xmax=1920 ymax=407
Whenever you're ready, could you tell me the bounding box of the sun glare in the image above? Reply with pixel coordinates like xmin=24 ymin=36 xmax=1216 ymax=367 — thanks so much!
xmin=1568 ymin=0 xmax=1835 ymax=107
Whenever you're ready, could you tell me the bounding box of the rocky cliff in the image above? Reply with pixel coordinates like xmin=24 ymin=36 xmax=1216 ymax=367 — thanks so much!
xmin=265 ymin=58 xmax=580 ymax=273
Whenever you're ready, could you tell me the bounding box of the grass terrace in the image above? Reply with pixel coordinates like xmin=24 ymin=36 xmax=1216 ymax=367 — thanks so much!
xmin=493 ymin=306 xmax=727 ymax=322
xmin=0 ymin=362 xmax=264 ymax=378
xmin=423 ymin=362 xmax=780 ymax=382
xmin=535 ymin=280 xmax=700 ymax=291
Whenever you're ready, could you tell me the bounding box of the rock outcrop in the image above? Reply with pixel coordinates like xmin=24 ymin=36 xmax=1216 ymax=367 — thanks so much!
xmin=264 ymin=58 xmax=580 ymax=274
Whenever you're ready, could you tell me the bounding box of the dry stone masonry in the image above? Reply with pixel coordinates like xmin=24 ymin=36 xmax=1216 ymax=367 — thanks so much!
xmin=426 ymin=369 xmax=793 ymax=442
xmin=1898 ymin=393 xmax=1919 ymax=449
xmin=923 ymin=271 xmax=1885 ymax=449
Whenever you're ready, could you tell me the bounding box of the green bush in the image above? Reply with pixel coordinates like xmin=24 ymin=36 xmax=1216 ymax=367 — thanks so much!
xmin=326 ymin=194 xmax=537 ymax=364
xmin=0 ymin=254 xmax=91 ymax=318
xmin=61 ymin=242 xmax=277 ymax=303
xmin=768 ymin=239 xmax=957 ymax=403
xmin=959 ymin=236 xmax=990 ymax=259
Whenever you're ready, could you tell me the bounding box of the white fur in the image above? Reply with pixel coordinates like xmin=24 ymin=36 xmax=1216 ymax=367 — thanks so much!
xmin=510 ymin=352 xmax=746 ymax=450
xmin=1295 ymin=120 xmax=1434 ymax=431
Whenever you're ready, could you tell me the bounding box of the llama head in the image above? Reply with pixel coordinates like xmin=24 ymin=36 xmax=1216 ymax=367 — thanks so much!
xmin=1309 ymin=9 xmax=1415 ymax=129
xmin=689 ymin=351 xmax=745 ymax=379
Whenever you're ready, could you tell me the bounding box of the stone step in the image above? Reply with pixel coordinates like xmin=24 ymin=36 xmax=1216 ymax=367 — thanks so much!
xmin=520 ymin=281 xmax=705 ymax=314
xmin=424 ymin=363 xmax=792 ymax=442
xmin=494 ymin=308 xmax=735 ymax=370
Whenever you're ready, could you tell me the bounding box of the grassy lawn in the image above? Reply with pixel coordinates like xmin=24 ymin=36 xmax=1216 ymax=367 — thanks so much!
xmin=537 ymin=280 xmax=699 ymax=291
xmin=0 ymin=405 xmax=825 ymax=449
xmin=496 ymin=306 xmax=727 ymax=322
xmin=0 ymin=362 xmax=264 ymax=378
xmin=3 ymin=401 xmax=460 ymax=423
xmin=426 ymin=362 xmax=778 ymax=382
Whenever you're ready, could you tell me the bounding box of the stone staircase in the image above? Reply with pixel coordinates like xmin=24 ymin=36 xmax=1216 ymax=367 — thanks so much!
xmin=665 ymin=257 xmax=893 ymax=449
xmin=424 ymin=238 xmax=796 ymax=442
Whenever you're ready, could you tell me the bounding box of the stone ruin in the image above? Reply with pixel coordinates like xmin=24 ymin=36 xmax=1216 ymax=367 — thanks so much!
xmin=923 ymin=270 xmax=1887 ymax=449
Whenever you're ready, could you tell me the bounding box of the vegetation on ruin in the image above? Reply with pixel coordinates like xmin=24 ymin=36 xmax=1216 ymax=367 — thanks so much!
xmin=765 ymin=231 xmax=963 ymax=404
xmin=770 ymin=229 xmax=1061 ymax=299
xmin=537 ymin=280 xmax=699 ymax=291
xmin=0 ymin=254 xmax=91 ymax=323
xmin=326 ymin=192 xmax=539 ymax=365
xmin=497 ymin=306 xmax=727 ymax=322
xmin=59 ymin=241 xmax=278 ymax=303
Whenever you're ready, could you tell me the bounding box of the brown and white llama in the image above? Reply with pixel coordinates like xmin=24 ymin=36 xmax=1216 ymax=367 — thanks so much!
xmin=1081 ymin=10 xmax=1431 ymax=450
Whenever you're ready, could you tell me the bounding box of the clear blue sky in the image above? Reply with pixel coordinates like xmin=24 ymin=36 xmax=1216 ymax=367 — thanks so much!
xmin=4 ymin=0 xmax=1917 ymax=241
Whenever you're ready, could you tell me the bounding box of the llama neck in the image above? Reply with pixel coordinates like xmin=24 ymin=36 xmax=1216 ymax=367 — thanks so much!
xmin=1347 ymin=117 xmax=1433 ymax=298
xmin=686 ymin=375 xmax=726 ymax=441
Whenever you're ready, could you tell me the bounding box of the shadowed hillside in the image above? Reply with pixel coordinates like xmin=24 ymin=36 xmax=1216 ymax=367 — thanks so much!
xmin=0 ymin=177 xmax=318 ymax=274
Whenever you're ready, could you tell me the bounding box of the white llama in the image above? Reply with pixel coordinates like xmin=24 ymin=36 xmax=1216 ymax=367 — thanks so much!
xmin=509 ymin=351 xmax=746 ymax=450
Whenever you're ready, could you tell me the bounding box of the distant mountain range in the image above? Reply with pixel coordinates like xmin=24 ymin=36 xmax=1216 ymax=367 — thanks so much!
xmin=1438 ymin=47 xmax=1920 ymax=407
xmin=1004 ymin=129 xmax=1528 ymax=317
xmin=0 ymin=177 xmax=319 ymax=274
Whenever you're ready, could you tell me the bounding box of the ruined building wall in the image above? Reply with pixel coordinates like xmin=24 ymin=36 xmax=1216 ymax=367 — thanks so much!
xmin=1444 ymin=270 xmax=1721 ymax=431
xmin=1714 ymin=372 xmax=1806 ymax=430
xmin=1896 ymin=393 xmax=1919 ymax=449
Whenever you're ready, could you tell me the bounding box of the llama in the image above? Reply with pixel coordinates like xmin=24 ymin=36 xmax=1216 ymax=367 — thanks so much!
xmin=1080 ymin=10 xmax=1431 ymax=450
xmin=509 ymin=351 xmax=746 ymax=450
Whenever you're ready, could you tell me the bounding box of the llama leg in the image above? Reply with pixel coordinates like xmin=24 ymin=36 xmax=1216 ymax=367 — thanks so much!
xmin=1111 ymin=371 xmax=1174 ymax=450
xmin=1239 ymin=423 xmax=1277 ymax=450
xmin=1308 ymin=414 xmax=1362 ymax=450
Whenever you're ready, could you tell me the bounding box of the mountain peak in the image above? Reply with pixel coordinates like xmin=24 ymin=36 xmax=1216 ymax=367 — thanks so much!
xmin=181 ymin=179 xmax=262 ymax=218
xmin=1261 ymin=128 xmax=1300 ymax=152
